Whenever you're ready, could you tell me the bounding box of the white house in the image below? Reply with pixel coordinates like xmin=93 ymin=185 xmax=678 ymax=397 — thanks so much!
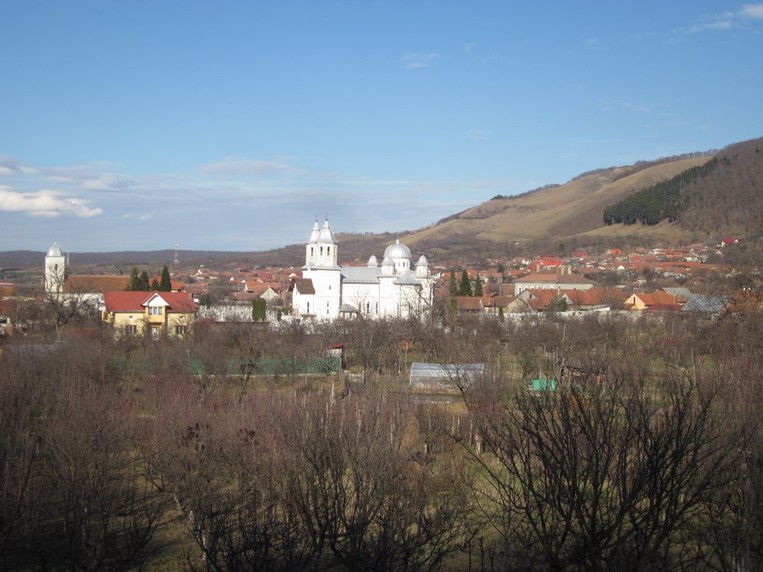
xmin=292 ymin=219 xmax=434 ymax=320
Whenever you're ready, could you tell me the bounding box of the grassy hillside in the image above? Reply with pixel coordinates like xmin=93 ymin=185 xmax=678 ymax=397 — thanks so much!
xmin=401 ymin=156 xmax=712 ymax=256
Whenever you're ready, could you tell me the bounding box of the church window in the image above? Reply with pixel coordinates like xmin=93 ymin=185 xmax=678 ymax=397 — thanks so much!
xmin=307 ymin=302 xmax=310 ymax=314
xmin=311 ymin=247 xmax=314 ymax=257
xmin=320 ymin=246 xmax=324 ymax=255
xmin=327 ymin=247 xmax=330 ymax=255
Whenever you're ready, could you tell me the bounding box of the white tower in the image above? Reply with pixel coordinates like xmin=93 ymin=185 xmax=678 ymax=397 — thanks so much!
xmin=301 ymin=219 xmax=341 ymax=319
xmin=305 ymin=218 xmax=338 ymax=269
xmin=45 ymin=242 xmax=66 ymax=295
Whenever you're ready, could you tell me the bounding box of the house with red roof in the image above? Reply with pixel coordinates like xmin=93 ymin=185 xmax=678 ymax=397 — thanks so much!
xmin=101 ymin=291 xmax=197 ymax=338
xmin=513 ymin=271 xmax=594 ymax=296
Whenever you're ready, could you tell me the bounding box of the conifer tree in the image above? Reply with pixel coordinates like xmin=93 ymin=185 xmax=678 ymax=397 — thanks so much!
xmin=458 ymin=270 xmax=473 ymax=297
xmin=150 ymin=278 xmax=160 ymax=291
xmin=126 ymin=268 xmax=142 ymax=291
xmin=449 ymin=271 xmax=458 ymax=297
xmin=138 ymin=271 xmax=150 ymax=291
xmin=159 ymin=266 xmax=172 ymax=292
xmin=474 ymin=274 xmax=483 ymax=297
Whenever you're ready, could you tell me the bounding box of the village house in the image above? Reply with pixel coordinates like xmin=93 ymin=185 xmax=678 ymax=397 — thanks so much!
xmin=101 ymin=291 xmax=197 ymax=338
xmin=624 ymin=288 xmax=687 ymax=311
xmin=513 ymin=269 xmax=594 ymax=296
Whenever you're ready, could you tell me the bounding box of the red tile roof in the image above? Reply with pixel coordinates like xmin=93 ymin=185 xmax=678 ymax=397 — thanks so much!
xmin=103 ymin=291 xmax=197 ymax=313
xmin=64 ymin=275 xmax=130 ymax=293
xmin=290 ymin=278 xmax=315 ymax=295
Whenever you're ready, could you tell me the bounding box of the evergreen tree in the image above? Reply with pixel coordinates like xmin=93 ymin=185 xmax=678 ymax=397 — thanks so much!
xmin=159 ymin=266 xmax=172 ymax=292
xmin=474 ymin=274 xmax=483 ymax=297
xmin=150 ymin=278 xmax=160 ymax=291
xmin=252 ymin=298 xmax=267 ymax=322
xmin=126 ymin=268 xmax=142 ymax=291
xmin=458 ymin=270 xmax=473 ymax=297
xmin=138 ymin=271 xmax=150 ymax=291
xmin=449 ymin=271 xmax=458 ymax=297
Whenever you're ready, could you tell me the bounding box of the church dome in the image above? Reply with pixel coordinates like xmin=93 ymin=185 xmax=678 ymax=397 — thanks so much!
xmin=47 ymin=242 xmax=63 ymax=257
xmin=383 ymin=239 xmax=411 ymax=260
xmin=367 ymin=254 xmax=379 ymax=267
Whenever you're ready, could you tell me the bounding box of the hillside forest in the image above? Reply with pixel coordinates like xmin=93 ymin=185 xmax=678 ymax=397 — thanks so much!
xmin=2 ymin=302 xmax=763 ymax=571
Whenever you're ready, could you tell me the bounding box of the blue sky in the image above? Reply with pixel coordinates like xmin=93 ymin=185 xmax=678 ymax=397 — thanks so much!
xmin=1 ymin=1 xmax=762 ymax=253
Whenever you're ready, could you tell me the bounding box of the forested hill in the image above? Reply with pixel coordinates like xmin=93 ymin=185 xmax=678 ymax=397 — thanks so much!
xmin=603 ymin=137 xmax=763 ymax=236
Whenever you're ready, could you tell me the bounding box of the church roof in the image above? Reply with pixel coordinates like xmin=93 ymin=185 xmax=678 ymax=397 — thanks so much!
xmin=394 ymin=270 xmax=421 ymax=286
xmin=341 ymin=266 xmax=381 ymax=284
xmin=47 ymin=242 xmax=63 ymax=257
xmin=384 ymin=239 xmax=411 ymax=260
xmin=317 ymin=219 xmax=337 ymax=244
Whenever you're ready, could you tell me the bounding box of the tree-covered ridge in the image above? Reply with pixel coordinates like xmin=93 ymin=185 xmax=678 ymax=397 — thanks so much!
xmin=603 ymin=158 xmax=722 ymax=226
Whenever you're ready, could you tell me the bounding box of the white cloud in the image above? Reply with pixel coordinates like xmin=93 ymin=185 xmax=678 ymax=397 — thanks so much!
xmin=689 ymin=4 xmax=763 ymax=31
xmin=741 ymin=4 xmax=763 ymax=19
xmin=401 ymin=52 xmax=440 ymax=69
xmin=0 ymin=186 xmax=103 ymax=218
xmin=199 ymin=157 xmax=296 ymax=176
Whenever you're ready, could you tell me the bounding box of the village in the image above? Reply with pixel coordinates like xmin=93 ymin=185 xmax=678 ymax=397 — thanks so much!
xmin=0 ymin=228 xmax=751 ymax=341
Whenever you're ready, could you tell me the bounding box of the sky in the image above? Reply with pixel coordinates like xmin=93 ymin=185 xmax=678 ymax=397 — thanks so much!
xmin=1 ymin=1 xmax=762 ymax=253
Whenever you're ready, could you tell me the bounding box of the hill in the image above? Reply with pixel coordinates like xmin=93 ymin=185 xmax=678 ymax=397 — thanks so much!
xmin=2 ymin=137 xmax=761 ymax=269
xmin=398 ymin=137 xmax=763 ymax=259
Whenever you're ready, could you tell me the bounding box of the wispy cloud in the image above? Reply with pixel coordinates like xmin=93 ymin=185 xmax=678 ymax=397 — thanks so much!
xmin=199 ymin=157 xmax=296 ymax=176
xmin=121 ymin=212 xmax=153 ymax=221
xmin=741 ymin=3 xmax=763 ymax=19
xmin=468 ymin=129 xmax=490 ymax=141
xmin=401 ymin=52 xmax=440 ymax=69
xmin=689 ymin=3 xmax=763 ymax=32
xmin=623 ymin=101 xmax=651 ymax=113
xmin=0 ymin=186 xmax=103 ymax=218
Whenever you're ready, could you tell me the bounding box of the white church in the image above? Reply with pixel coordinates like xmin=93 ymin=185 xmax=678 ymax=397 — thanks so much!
xmin=291 ymin=219 xmax=435 ymax=320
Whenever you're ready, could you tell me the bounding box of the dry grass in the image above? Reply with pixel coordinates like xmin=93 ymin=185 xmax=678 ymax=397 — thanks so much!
xmin=402 ymin=157 xmax=711 ymax=249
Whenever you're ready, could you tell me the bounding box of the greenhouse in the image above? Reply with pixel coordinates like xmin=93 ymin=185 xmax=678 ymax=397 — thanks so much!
xmin=409 ymin=362 xmax=485 ymax=390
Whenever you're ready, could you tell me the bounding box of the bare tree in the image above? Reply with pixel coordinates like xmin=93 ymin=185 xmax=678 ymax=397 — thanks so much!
xmin=462 ymin=368 xmax=744 ymax=570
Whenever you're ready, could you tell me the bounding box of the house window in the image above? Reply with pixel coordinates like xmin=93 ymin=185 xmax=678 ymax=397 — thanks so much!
xmin=125 ymin=325 xmax=137 ymax=335
xmin=149 ymin=307 xmax=162 ymax=315
xmin=175 ymin=325 xmax=187 ymax=336
xmin=307 ymin=302 xmax=310 ymax=314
